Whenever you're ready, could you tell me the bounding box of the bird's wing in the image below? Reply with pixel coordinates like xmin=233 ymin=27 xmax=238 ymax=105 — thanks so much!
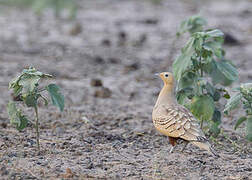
xmin=153 ymin=104 xmax=207 ymax=142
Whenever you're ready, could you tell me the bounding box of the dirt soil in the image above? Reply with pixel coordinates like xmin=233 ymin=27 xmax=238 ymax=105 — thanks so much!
xmin=0 ymin=0 xmax=252 ymax=179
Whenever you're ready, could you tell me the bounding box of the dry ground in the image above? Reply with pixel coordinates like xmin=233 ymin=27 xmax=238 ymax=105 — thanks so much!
xmin=0 ymin=0 xmax=251 ymax=179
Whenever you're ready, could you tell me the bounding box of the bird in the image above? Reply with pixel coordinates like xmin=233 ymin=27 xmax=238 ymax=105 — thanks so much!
xmin=152 ymin=72 xmax=219 ymax=157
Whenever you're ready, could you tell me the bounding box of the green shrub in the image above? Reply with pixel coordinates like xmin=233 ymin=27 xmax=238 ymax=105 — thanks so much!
xmin=7 ymin=67 xmax=64 ymax=151
xmin=173 ymin=15 xmax=238 ymax=137
xmin=224 ymin=83 xmax=252 ymax=141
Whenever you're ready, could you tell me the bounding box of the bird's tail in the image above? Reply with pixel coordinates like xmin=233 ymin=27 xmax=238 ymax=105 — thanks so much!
xmin=191 ymin=141 xmax=219 ymax=157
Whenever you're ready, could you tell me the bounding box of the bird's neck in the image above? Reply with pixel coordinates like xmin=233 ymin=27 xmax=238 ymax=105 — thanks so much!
xmin=155 ymin=83 xmax=176 ymax=107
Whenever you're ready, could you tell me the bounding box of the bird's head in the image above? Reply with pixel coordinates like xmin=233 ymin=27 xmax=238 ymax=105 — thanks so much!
xmin=156 ymin=72 xmax=174 ymax=85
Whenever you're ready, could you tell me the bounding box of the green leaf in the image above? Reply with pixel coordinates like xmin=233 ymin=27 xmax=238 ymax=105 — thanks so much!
xmin=223 ymin=93 xmax=242 ymax=115
xmin=205 ymin=82 xmax=215 ymax=97
xmin=195 ymin=78 xmax=206 ymax=96
xmin=210 ymin=108 xmax=221 ymax=137
xmin=46 ymin=84 xmax=64 ymax=111
xmin=9 ymin=67 xmax=53 ymax=96
xmin=234 ymin=116 xmax=247 ymax=130
xmin=177 ymin=15 xmax=207 ymax=36
xmin=213 ymin=90 xmax=221 ymax=101
xmin=7 ymin=101 xmax=28 ymax=131
xmin=203 ymin=41 xmax=223 ymax=58
xmin=176 ymin=91 xmax=188 ymax=105
xmin=22 ymin=67 xmax=52 ymax=78
xmin=24 ymin=93 xmax=38 ymax=107
xmin=177 ymin=71 xmax=197 ymax=90
xmin=176 ymin=87 xmax=194 ymax=104
xmin=190 ymin=95 xmax=215 ymax=122
xmin=211 ymin=60 xmax=238 ymax=86
xmin=246 ymin=116 xmax=252 ymax=141
xmin=205 ymin=29 xmax=224 ymax=38
xmin=212 ymin=108 xmax=221 ymax=123
xmin=241 ymin=83 xmax=252 ymax=90
xmin=18 ymin=74 xmax=40 ymax=94
xmin=173 ymin=37 xmax=195 ymax=81
xmin=193 ymin=34 xmax=204 ymax=51
xmin=202 ymin=60 xmax=215 ymax=74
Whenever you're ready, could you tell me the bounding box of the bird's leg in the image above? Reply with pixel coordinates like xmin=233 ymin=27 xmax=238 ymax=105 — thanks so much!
xmin=180 ymin=141 xmax=189 ymax=152
xmin=168 ymin=137 xmax=177 ymax=153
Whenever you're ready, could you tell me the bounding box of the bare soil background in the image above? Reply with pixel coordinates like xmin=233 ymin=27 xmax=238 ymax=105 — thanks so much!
xmin=0 ymin=0 xmax=251 ymax=179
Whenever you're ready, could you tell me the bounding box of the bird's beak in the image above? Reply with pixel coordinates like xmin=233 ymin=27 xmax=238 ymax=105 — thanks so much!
xmin=155 ymin=73 xmax=160 ymax=77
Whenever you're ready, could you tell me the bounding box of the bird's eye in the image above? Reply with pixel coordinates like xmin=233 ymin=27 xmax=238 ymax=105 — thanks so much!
xmin=165 ymin=74 xmax=169 ymax=77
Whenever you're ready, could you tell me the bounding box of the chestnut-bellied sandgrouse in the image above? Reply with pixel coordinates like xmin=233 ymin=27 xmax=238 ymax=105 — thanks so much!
xmin=152 ymin=72 xmax=219 ymax=157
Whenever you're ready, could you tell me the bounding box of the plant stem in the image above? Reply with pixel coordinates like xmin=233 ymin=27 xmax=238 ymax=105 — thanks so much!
xmin=199 ymin=42 xmax=204 ymax=130
xmin=34 ymin=106 xmax=40 ymax=151
xmin=200 ymin=117 xmax=203 ymax=129
xmin=199 ymin=50 xmax=203 ymax=78
xmin=199 ymin=39 xmax=204 ymax=79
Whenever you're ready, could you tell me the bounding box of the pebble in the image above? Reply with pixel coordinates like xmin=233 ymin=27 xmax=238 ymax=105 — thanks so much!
xmin=90 ymin=79 xmax=103 ymax=87
xmin=94 ymin=87 xmax=112 ymax=98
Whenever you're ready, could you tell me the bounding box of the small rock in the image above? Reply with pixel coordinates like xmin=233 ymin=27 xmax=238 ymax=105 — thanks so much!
xmin=118 ymin=31 xmax=127 ymax=45
xmin=101 ymin=39 xmax=111 ymax=46
xmin=27 ymin=139 xmax=35 ymax=146
xmin=69 ymin=23 xmax=82 ymax=36
xmin=82 ymin=116 xmax=90 ymax=123
xmin=118 ymin=31 xmax=127 ymax=40
xmin=108 ymin=57 xmax=120 ymax=64
xmin=0 ymin=122 xmax=7 ymax=128
xmin=122 ymin=144 xmax=128 ymax=148
xmin=129 ymin=92 xmax=137 ymax=101
xmin=93 ymin=56 xmax=105 ymax=64
xmin=124 ymin=62 xmax=140 ymax=73
xmin=134 ymin=34 xmax=147 ymax=46
xmin=90 ymin=79 xmax=103 ymax=87
xmin=240 ymin=9 xmax=251 ymax=17
xmin=141 ymin=18 xmax=158 ymax=25
xmin=94 ymin=87 xmax=112 ymax=98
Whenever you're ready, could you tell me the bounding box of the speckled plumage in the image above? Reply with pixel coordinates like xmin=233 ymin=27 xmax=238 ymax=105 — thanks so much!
xmin=152 ymin=72 xmax=219 ymax=157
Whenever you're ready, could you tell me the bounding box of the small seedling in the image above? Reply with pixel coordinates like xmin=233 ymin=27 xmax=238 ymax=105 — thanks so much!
xmin=172 ymin=15 xmax=238 ymax=136
xmin=224 ymin=83 xmax=252 ymax=141
xmin=7 ymin=67 xmax=64 ymax=151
